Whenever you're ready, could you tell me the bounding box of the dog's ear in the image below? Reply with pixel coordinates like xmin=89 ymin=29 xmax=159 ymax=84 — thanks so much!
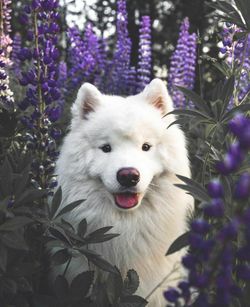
xmin=142 ymin=79 xmax=173 ymax=115
xmin=72 ymin=83 xmax=101 ymax=121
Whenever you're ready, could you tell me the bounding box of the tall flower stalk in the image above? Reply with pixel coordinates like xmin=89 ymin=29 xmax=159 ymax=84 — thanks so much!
xmin=164 ymin=113 xmax=250 ymax=306
xmin=0 ymin=0 xmax=14 ymax=111
xmin=137 ymin=15 xmax=152 ymax=92
xmin=168 ymin=17 xmax=197 ymax=108
xmin=0 ymin=0 xmax=12 ymax=65
xmin=18 ymin=0 xmax=61 ymax=190
xmin=220 ymin=24 xmax=250 ymax=106
xmin=107 ymin=0 xmax=132 ymax=94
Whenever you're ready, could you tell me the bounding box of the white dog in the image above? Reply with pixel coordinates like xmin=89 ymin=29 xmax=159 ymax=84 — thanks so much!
xmin=56 ymin=79 xmax=193 ymax=306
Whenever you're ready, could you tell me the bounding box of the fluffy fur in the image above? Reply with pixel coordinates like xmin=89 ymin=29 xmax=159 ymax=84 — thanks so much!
xmin=56 ymin=79 xmax=193 ymax=306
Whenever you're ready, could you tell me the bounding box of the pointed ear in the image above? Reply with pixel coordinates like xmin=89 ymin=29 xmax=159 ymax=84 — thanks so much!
xmin=141 ymin=79 xmax=173 ymax=115
xmin=71 ymin=83 xmax=101 ymax=121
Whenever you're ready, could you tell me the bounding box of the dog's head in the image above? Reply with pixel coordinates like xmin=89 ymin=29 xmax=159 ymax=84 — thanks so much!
xmin=68 ymin=79 xmax=188 ymax=211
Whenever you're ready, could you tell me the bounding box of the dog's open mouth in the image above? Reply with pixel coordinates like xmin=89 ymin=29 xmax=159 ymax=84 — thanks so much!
xmin=114 ymin=193 xmax=139 ymax=209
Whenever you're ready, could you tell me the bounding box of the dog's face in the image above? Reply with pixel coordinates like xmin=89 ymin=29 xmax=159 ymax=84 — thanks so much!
xmin=70 ymin=79 xmax=175 ymax=211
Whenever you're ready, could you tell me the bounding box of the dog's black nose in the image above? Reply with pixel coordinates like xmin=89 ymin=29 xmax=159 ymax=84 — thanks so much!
xmin=117 ymin=168 xmax=140 ymax=187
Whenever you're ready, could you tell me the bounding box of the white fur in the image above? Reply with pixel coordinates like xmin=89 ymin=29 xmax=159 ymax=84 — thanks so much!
xmin=56 ymin=79 xmax=193 ymax=306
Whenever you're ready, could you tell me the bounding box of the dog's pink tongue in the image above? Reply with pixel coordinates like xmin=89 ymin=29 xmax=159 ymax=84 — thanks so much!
xmin=115 ymin=193 xmax=138 ymax=209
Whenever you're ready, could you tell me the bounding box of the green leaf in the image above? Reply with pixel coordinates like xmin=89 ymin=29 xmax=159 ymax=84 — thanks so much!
xmin=13 ymin=165 xmax=31 ymax=198
xmin=209 ymin=1 xmax=247 ymax=29
xmin=0 ymin=157 xmax=13 ymax=196
xmin=219 ymin=76 xmax=235 ymax=117
xmin=51 ymin=249 xmax=70 ymax=265
xmin=176 ymin=86 xmax=211 ymax=115
xmin=70 ymin=271 xmax=94 ymax=298
xmin=167 ymin=109 xmax=213 ymax=121
xmin=0 ymin=245 xmax=7 ymax=272
xmin=212 ymin=61 xmax=231 ymax=78
xmin=175 ymin=175 xmax=210 ymax=202
xmin=234 ymin=0 xmax=250 ymax=28
xmin=86 ymin=233 xmax=119 ymax=244
xmin=15 ymin=188 xmax=47 ymax=206
xmin=50 ymin=187 xmax=62 ymax=218
xmin=106 ymin=268 xmax=123 ymax=304
xmin=167 ymin=118 xmax=189 ymax=129
xmin=1 ymin=231 xmax=29 ymax=251
xmin=123 ymin=269 xmax=140 ymax=296
xmin=119 ymin=295 xmax=148 ymax=307
xmin=54 ymin=275 xmax=69 ymax=299
xmin=87 ymin=226 xmax=113 ymax=237
xmin=60 ymin=218 xmax=75 ymax=233
xmin=54 ymin=199 xmax=84 ymax=219
xmin=48 ymin=226 xmax=72 ymax=245
xmin=0 ymin=216 xmax=32 ymax=231
xmin=87 ymin=255 xmax=118 ymax=274
xmin=222 ymin=103 xmax=250 ymax=122
xmin=77 ymin=218 xmax=87 ymax=238
xmin=166 ymin=232 xmax=190 ymax=256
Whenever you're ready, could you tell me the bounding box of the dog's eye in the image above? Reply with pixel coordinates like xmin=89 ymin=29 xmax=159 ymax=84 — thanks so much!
xmin=142 ymin=143 xmax=152 ymax=151
xmin=100 ymin=144 xmax=112 ymax=153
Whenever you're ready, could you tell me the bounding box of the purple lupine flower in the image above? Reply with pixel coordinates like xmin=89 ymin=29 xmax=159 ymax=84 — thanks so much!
xmin=67 ymin=23 xmax=102 ymax=91
xmin=0 ymin=1 xmax=14 ymax=111
xmin=164 ymin=114 xmax=250 ymax=307
xmin=107 ymin=0 xmax=132 ymax=94
xmin=220 ymin=24 xmax=250 ymax=106
xmin=168 ymin=17 xmax=197 ymax=108
xmin=17 ymin=0 xmax=62 ymax=190
xmin=0 ymin=0 xmax=13 ymax=65
xmin=0 ymin=54 xmax=14 ymax=111
xmin=137 ymin=15 xmax=152 ymax=92
xmin=11 ymin=33 xmax=22 ymax=77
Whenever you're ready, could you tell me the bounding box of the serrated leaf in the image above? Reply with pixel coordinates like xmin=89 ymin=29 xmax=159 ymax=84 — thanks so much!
xmin=0 ymin=216 xmax=32 ymax=231
xmin=123 ymin=269 xmax=140 ymax=296
xmin=70 ymin=271 xmax=94 ymax=298
xmin=51 ymin=249 xmax=70 ymax=265
xmin=54 ymin=199 xmax=84 ymax=219
xmin=77 ymin=218 xmax=87 ymax=238
xmin=106 ymin=268 xmax=123 ymax=304
xmin=166 ymin=232 xmax=190 ymax=256
xmin=50 ymin=187 xmax=62 ymax=218
xmin=54 ymin=275 xmax=69 ymax=299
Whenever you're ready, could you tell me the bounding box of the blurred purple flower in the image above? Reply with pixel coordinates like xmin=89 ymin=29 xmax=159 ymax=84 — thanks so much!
xmin=165 ymin=114 xmax=250 ymax=306
xmin=11 ymin=33 xmax=22 ymax=77
xmin=168 ymin=17 xmax=197 ymax=108
xmin=137 ymin=15 xmax=152 ymax=92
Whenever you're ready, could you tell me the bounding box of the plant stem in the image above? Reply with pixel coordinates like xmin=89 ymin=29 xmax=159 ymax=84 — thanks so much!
xmin=63 ymin=256 xmax=72 ymax=277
